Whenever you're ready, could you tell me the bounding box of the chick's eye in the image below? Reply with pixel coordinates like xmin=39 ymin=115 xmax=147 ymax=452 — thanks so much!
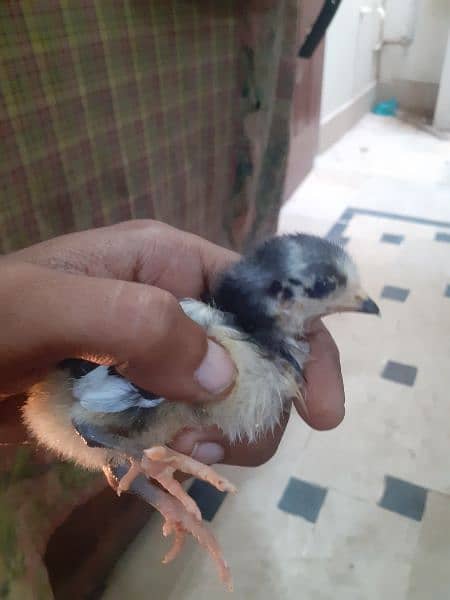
xmin=267 ymin=280 xmax=282 ymax=297
xmin=307 ymin=277 xmax=337 ymax=299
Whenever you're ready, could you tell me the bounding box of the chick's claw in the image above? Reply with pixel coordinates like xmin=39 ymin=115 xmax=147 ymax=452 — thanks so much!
xmin=139 ymin=456 xmax=202 ymax=521
xmin=110 ymin=464 xmax=233 ymax=591
xmin=156 ymin=493 xmax=233 ymax=591
xmin=110 ymin=445 xmax=235 ymax=590
xmin=116 ymin=462 xmax=142 ymax=496
xmin=116 ymin=445 xmax=236 ymax=521
xmin=162 ymin=525 xmax=186 ymax=563
xmin=143 ymin=445 xmax=237 ymax=494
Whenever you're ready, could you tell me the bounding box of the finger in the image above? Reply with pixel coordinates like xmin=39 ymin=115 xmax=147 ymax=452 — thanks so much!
xmin=296 ymin=320 xmax=345 ymax=430
xmin=171 ymin=411 xmax=290 ymax=468
xmin=11 ymin=220 xmax=239 ymax=298
xmin=129 ymin=221 xmax=239 ymax=297
xmin=0 ymin=262 xmax=235 ymax=401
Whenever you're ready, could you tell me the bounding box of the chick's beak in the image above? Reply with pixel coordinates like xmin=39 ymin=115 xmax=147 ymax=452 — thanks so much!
xmin=350 ymin=291 xmax=380 ymax=315
xmin=358 ymin=296 xmax=380 ymax=315
xmin=331 ymin=291 xmax=380 ymax=316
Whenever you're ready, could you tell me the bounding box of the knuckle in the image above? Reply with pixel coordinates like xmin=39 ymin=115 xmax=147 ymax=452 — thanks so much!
xmin=320 ymin=330 xmax=340 ymax=363
xmin=146 ymin=289 xmax=180 ymax=342
xmin=312 ymin=322 xmax=341 ymax=365
xmin=112 ymin=218 xmax=155 ymax=230
xmin=114 ymin=284 xmax=180 ymax=350
xmin=111 ymin=219 xmax=172 ymax=238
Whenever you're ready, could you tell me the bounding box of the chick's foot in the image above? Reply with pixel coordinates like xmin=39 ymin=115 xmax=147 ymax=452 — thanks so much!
xmin=107 ymin=460 xmax=234 ymax=590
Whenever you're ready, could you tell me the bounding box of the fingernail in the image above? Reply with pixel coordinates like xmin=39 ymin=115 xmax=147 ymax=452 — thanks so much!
xmin=194 ymin=339 xmax=236 ymax=395
xmin=191 ymin=442 xmax=225 ymax=465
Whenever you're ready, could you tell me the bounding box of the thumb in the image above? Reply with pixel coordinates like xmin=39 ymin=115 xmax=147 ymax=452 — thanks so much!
xmin=0 ymin=262 xmax=236 ymax=402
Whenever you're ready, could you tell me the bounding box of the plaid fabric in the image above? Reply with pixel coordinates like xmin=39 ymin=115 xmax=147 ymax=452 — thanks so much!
xmin=0 ymin=1 xmax=298 ymax=254
xmin=0 ymin=2 xmax=300 ymax=596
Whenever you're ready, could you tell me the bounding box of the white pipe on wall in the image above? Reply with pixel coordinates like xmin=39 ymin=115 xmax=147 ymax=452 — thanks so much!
xmin=375 ymin=0 xmax=419 ymax=51
xmin=433 ymin=29 xmax=450 ymax=132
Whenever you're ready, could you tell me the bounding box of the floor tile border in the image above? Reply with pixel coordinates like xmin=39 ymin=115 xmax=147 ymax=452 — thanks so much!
xmin=326 ymin=207 xmax=450 ymax=240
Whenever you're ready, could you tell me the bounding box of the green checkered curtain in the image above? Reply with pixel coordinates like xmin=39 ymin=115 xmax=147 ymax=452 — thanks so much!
xmin=0 ymin=1 xmax=298 ymax=253
xmin=0 ymin=2 xmax=300 ymax=597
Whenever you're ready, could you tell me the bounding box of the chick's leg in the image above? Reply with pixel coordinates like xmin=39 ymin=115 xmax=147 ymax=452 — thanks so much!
xmin=117 ymin=446 xmax=236 ymax=521
xmin=73 ymin=420 xmax=236 ymax=510
xmin=145 ymin=445 xmax=236 ymax=492
xmin=109 ymin=465 xmax=233 ymax=591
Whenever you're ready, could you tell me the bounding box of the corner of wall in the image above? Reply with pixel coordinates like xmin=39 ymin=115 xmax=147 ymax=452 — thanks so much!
xmin=319 ymin=82 xmax=377 ymax=153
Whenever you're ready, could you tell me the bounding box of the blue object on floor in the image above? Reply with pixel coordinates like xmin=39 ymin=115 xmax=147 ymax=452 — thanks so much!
xmin=278 ymin=477 xmax=327 ymax=523
xmin=381 ymin=285 xmax=410 ymax=302
xmin=188 ymin=479 xmax=227 ymax=522
xmin=380 ymin=233 xmax=404 ymax=244
xmin=435 ymin=231 xmax=450 ymax=243
xmin=379 ymin=476 xmax=428 ymax=521
xmin=382 ymin=360 xmax=417 ymax=386
xmin=372 ymin=98 xmax=399 ymax=116
xmin=445 ymin=284 xmax=450 ymax=298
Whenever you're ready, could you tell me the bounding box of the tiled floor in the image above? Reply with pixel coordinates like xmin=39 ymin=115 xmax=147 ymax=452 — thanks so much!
xmin=101 ymin=115 xmax=450 ymax=599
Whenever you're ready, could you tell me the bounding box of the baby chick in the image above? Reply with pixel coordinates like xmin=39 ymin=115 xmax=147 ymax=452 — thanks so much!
xmin=23 ymin=234 xmax=379 ymax=589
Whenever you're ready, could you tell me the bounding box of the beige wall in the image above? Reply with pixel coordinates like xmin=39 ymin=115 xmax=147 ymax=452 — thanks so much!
xmin=379 ymin=0 xmax=450 ymax=115
xmin=433 ymin=29 xmax=450 ymax=132
xmin=319 ymin=0 xmax=450 ymax=147
xmin=319 ymin=0 xmax=380 ymax=150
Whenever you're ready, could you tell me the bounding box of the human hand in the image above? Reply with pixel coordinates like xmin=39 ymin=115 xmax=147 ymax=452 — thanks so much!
xmin=0 ymin=220 xmax=344 ymax=466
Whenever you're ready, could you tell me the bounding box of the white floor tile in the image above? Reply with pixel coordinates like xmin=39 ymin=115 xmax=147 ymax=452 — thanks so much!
xmin=408 ymin=491 xmax=450 ymax=600
xmin=102 ymin=114 xmax=450 ymax=600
